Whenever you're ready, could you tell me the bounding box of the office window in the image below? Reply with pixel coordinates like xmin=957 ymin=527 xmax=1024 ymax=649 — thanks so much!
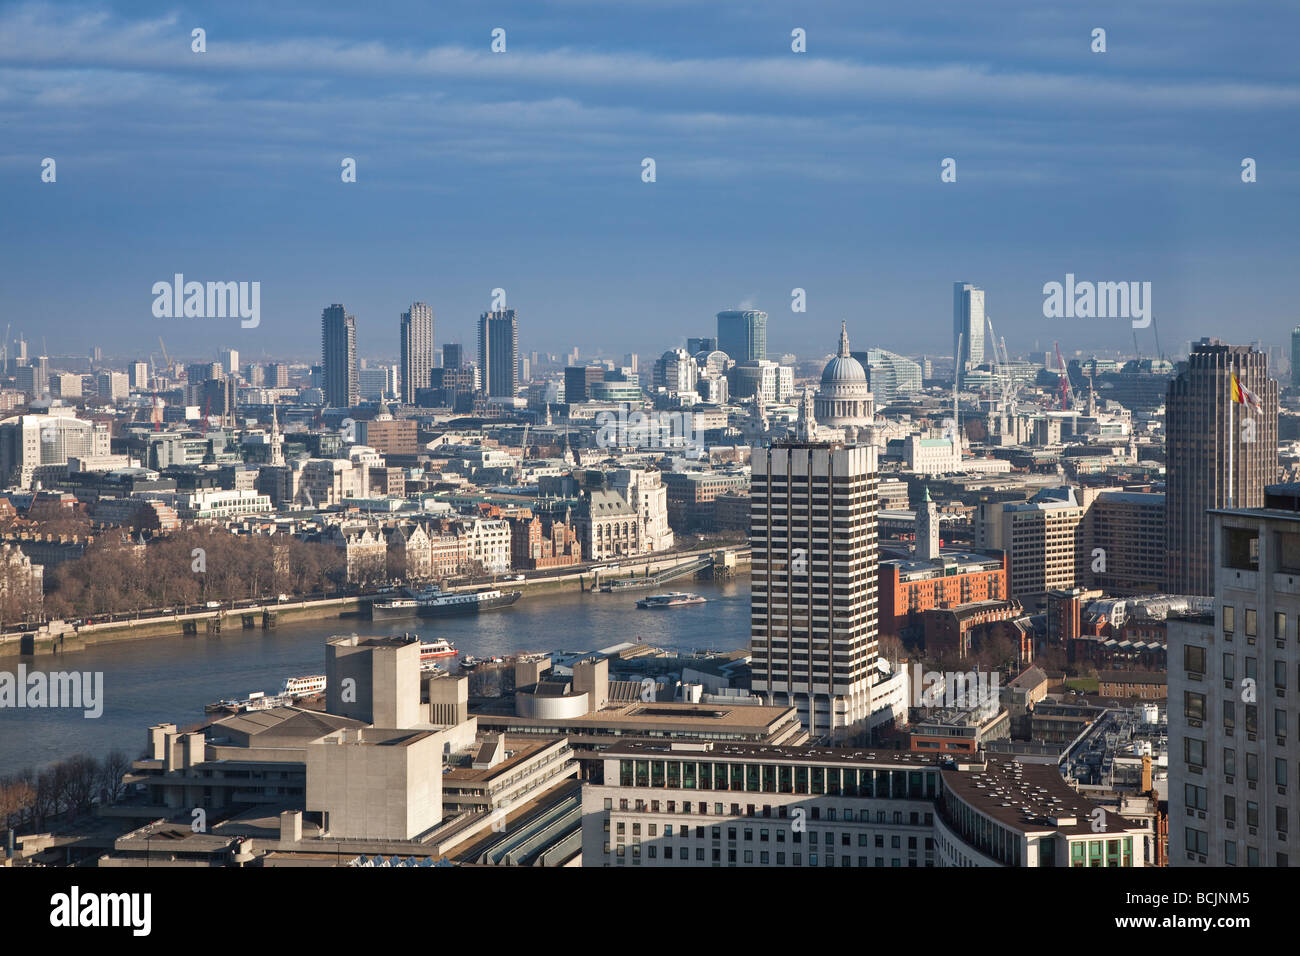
xmin=1185 ymin=691 xmax=1206 ymax=722
xmin=1245 ymin=608 xmax=1257 ymax=637
xmin=1223 ymin=604 xmax=1235 ymax=634
xmin=1184 ymin=645 xmax=1206 ymax=675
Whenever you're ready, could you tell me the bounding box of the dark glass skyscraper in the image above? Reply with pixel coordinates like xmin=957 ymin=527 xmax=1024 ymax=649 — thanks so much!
xmin=400 ymin=302 xmax=434 ymax=405
xmin=1165 ymin=339 xmax=1277 ymax=595
xmin=716 ymin=310 xmax=766 ymax=364
xmin=442 ymin=343 xmax=464 ymax=369
xmin=478 ymin=310 xmax=518 ymax=398
xmin=321 ymin=303 xmax=358 ymax=408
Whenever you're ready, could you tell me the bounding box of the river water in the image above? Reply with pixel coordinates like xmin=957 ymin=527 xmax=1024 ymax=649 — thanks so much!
xmin=0 ymin=577 xmax=751 ymax=775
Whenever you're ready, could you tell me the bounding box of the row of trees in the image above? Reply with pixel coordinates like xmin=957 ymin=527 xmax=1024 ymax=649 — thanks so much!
xmin=0 ymin=749 xmax=132 ymax=834
xmin=39 ymin=528 xmax=346 ymax=620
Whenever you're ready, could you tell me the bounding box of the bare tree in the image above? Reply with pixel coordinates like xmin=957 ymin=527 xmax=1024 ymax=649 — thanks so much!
xmin=99 ymin=749 xmax=132 ymax=805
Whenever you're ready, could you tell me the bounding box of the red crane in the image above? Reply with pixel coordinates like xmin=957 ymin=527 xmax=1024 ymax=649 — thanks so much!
xmin=1054 ymin=342 xmax=1074 ymax=410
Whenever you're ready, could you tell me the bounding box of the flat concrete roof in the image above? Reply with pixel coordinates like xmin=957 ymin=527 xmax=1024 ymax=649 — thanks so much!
xmin=597 ymin=740 xmax=942 ymax=767
xmin=939 ymin=759 xmax=1128 ymax=836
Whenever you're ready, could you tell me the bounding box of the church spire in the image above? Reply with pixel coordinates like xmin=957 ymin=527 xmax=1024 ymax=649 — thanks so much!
xmin=838 ymin=321 xmax=850 ymax=358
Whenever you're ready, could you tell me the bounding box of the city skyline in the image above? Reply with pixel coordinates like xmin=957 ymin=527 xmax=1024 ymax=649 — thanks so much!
xmin=4 ymin=0 xmax=1299 ymax=899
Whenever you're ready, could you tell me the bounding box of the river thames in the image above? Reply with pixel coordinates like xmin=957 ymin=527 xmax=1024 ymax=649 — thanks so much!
xmin=0 ymin=576 xmax=751 ymax=775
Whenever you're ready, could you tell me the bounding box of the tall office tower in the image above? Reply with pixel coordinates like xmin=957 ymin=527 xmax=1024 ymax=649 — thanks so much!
xmin=1291 ymin=327 xmax=1300 ymax=386
xmin=443 ymin=343 xmax=464 ymax=369
xmin=1166 ymin=339 xmax=1278 ymax=596
xmin=244 ymin=363 xmax=265 ymax=387
xmin=219 ymin=348 xmax=239 ymax=376
xmin=686 ymin=336 xmax=717 ymax=355
xmin=96 ymin=371 xmax=129 ymax=401
xmin=321 ymin=304 xmax=359 ymax=409
xmin=565 ymin=365 xmax=605 ymax=404
xmin=952 ymin=282 xmax=985 ymax=386
xmin=265 ymin=363 xmax=289 ymax=387
xmin=186 ymin=362 xmax=222 ymax=386
xmin=750 ymin=440 xmax=879 ymax=741
xmin=128 ymin=361 xmax=149 ymax=389
xmin=1168 ymin=486 xmax=1300 ymax=866
xmin=478 ymin=310 xmax=519 ymax=398
xmin=716 ymin=310 xmax=767 ymax=365
xmin=400 ymin=301 xmax=434 ymax=404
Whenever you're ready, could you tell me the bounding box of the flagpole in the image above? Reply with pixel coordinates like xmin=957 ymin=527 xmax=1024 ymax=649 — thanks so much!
xmin=1227 ymin=376 xmax=1235 ymax=509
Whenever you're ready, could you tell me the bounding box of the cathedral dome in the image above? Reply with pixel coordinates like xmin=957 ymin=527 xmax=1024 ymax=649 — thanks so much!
xmin=815 ymin=321 xmax=874 ymax=429
xmin=821 ymin=354 xmax=867 ymax=385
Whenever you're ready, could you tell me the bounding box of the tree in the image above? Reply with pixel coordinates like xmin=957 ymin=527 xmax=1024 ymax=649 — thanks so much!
xmin=98 ymin=748 xmax=132 ymax=805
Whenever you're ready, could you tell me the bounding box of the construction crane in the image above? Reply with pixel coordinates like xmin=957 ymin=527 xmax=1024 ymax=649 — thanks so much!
xmin=985 ymin=313 xmax=1014 ymax=407
xmin=158 ymin=336 xmax=172 ymax=377
xmin=1054 ymin=342 xmax=1075 ymax=410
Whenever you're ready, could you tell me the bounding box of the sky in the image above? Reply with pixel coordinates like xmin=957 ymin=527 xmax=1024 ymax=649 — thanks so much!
xmin=2 ymin=0 xmax=1298 ymax=367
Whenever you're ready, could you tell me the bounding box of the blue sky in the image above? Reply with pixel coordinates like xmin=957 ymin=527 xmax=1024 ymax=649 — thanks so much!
xmin=2 ymin=0 xmax=1297 ymax=367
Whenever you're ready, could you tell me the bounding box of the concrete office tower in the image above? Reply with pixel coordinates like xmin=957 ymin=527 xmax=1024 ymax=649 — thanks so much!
xmin=129 ymin=361 xmax=149 ymax=389
xmin=400 ymin=302 xmax=434 ymax=404
xmin=751 ymin=440 xmax=879 ymax=741
xmin=325 ymin=634 xmax=421 ymax=729
xmin=953 ymin=282 xmax=985 ymax=386
xmin=1291 ymin=327 xmax=1300 ymax=386
xmin=266 ymin=363 xmax=289 ymax=387
xmin=443 ymin=343 xmax=464 ymax=369
xmin=321 ymin=303 xmax=359 ymax=409
xmin=219 ymin=348 xmax=239 ymax=376
xmin=1168 ymin=487 xmax=1300 ymax=866
xmin=1166 ymin=339 xmax=1277 ymax=596
xmin=717 ymin=310 xmax=767 ymax=365
xmin=478 ymin=310 xmax=519 ymax=398
xmin=96 ymin=371 xmax=129 ymax=401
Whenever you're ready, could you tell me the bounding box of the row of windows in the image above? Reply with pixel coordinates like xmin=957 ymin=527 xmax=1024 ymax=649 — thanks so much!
xmin=1183 ymin=828 xmax=1287 ymax=866
xmin=607 ymin=846 xmax=928 ymax=867
xmin=617 ymin=760 xmax=938 ymax=798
